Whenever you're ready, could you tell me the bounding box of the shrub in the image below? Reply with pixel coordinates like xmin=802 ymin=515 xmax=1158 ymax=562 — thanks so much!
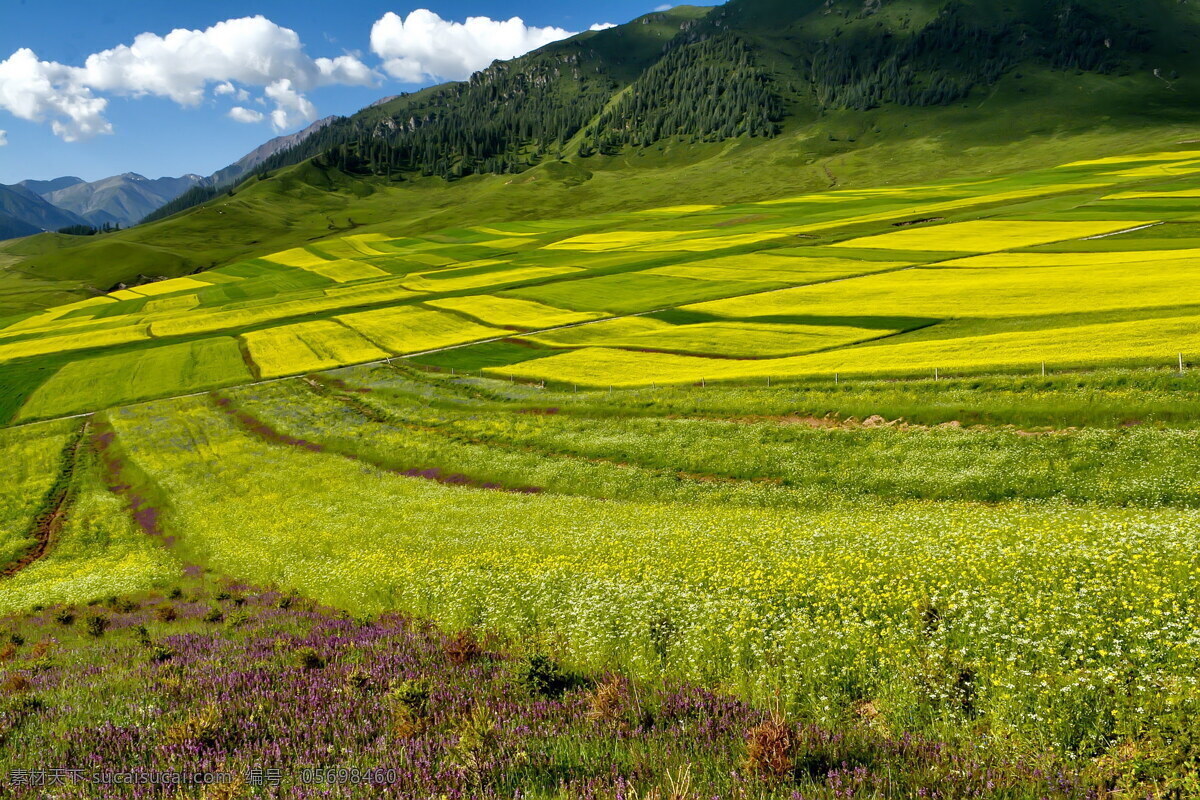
xmin=107 ymin=597 xmax=137 ymax=613
xmin=387 ymin=679 xmax=431 ymax=737
xmin=132 ymin=625 xmax=152 ymax=647
xmin=445 ymin=631 xmax=481 ymax=665
xmin=0 ymin=674 xmax=31 ymax=696
xmin=164 ymin=706 xmax=222 ymax=747
xmin=202 ymin=606 xmax=224 ymax=623
xmin=85 ymin=614 xmax=110 ymax=638
xmin=52 ymin=609 xmax=75 ymax=626
xmin=293 ymin=647 xmax=324 ymax=670
xmin=744 ymin=715 xmax=794 ymax=780
xmin=155 ymin=604 xmax=177 ymax=622
xmin=150 ymin=644 xmax=174 ymax=663
xmin=520 ymin=654 xmax=574 ymax=698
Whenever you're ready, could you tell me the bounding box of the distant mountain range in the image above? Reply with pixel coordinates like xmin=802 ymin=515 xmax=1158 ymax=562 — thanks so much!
xmin=0 ymin=116 xmax=337 ymax=239
xmin=0 ymin=184 xmax=88 ymax=240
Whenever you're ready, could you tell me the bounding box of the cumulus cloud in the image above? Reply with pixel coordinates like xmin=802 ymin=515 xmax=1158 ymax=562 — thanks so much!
xmin=264 ymin=78 xmax=316 ymax=130
xmin=214 ymin=81 xmax=250 ymax=101
xmin=228 ymin=106 xmax=264 ymax=123
xmin=0 ymin=130 xmax=7 ymax=146
xmin=0 ymin=16 xmax=377 ymax=139
xmin=0 ymin=48 xmax=111 ymax=141
xmin=590 ymin=23 xmax=617 ymax=31
xmin=370 ymin=10 xmax=577 ymax=83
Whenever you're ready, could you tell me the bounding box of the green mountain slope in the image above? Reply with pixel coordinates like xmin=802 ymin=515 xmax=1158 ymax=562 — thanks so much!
xmin=4 ymin=0 xmax=1200 ymax=315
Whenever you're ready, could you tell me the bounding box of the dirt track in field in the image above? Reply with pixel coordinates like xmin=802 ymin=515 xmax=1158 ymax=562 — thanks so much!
xmin=0 ymin=420 xmax=89 ymax=579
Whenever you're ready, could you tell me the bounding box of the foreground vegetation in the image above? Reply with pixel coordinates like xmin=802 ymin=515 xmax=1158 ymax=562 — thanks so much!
xmin=1 ymin=580 xmax=1128 ymax=799
xmin=1 ymin=365 xmax=1199 ymax=795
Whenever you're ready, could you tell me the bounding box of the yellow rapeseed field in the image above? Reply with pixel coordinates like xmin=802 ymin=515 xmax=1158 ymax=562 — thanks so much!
xmin=338 ymin=305 xmax=502 ymax=354
xmin=830 ymin=220 xmax=1146 ymax=253
xmin=241 ymin=320 xmax=390 ymax=378
xmin=426 ymin=296 xmax=605 ymax=328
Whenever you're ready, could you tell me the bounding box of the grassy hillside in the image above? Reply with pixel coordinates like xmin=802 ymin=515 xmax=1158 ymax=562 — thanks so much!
xmin=7 ymin=0 xmax=1200 ymax=315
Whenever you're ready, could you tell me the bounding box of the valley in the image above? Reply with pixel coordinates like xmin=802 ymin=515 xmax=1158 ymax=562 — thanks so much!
xmin=3 ymin=0 xmax=1200 ymax=796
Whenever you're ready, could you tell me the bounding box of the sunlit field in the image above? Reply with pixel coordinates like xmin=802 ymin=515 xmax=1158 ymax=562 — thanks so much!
xmin=5 ymin=148 xmax=1200 ymax=420
xmin=5 ymin=148 xmax=1200 ymax=796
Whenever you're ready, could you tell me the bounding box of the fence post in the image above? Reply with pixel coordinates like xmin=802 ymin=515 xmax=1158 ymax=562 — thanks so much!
xmin=835 ymin=372 xmax=839 ymax=385
xmin=934 ymin=367 xmax=939 ymax=381
xmin=1180 ymin=353 xmax=1186 ymax=375
xmin=767 ymin=375 xmax=771 ymax=388
xmin=1041 ymin=362 xmax=1046 ymax=377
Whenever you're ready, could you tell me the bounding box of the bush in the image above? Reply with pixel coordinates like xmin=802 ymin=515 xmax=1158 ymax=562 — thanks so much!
xmin=202 ymin=606 xmax=224 ymax=624
xmin=520 ymin=654 xmax=574 ymax=698
xmin=85 ymin=614 xmax=110 ymax=637
xmin=155 ymin=604 xmax=177 ymax=622
xmin=293 ymin=647 xmax=324 ymax=670
xmin=386 ymin=679 xmax=430 ymax=737
xmin=106 ymin=597 xmax=137 ymax=613
xmin=52 ymin=609 xmax=75 ymax=626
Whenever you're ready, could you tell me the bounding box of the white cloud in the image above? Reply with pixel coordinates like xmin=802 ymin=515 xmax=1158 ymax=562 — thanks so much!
xmin=0 ymin=16 xmax=377 ymax=140
xmin=214 ymin=81 xmax=250 ymax=101
xmin=0 ymin=130 xmax=7 ymax=146
xmin=228 ymin=106 xmax=264 ymax=123
xmin=655 ymin=5 xmax=674 ymax=11
xmin=264 ymin=78 xmax=316 ymax=131
xmin=370 ymin=10 xmax=576 ymax=83
xmin=590 ymin=23 xmax=617 ymax=31
xmin=0 ymin=48 xmax=111 ymax=141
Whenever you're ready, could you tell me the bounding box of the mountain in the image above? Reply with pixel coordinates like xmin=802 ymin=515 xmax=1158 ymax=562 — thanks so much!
xmin=29 ymin=173 xmax=204 ymax=229
xmin=0 ymin=184 xmax=88 ymax=240
xmin=141 ymin=116 xmax=340 ymax=226
xmin=246 ymin=0 xmax=1200 ymax=181
xmin=206 ymin=116 xmax=338 ymax=189
xmin=17 ymin=177 xmax=85 ymax=195
xmin=6 ymin=0 xmax=1200 ymax=313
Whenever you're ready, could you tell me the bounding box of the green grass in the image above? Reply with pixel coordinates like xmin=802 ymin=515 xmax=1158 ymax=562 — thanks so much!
xmin=17 ymin=338 xmax=253 ymax=422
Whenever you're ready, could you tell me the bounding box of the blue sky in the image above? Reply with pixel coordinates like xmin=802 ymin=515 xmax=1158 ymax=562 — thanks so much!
xmin=0 ymin=1 xmax=715 ymax=184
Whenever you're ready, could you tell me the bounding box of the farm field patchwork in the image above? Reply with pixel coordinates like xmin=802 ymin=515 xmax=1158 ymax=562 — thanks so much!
xmin=425 ymin=296 xmax=606 ymax=328
xmin=5 ymin=149 xmax=1200 ymax=418
xmin=523 ymin=318 xmax=913 ymax=358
